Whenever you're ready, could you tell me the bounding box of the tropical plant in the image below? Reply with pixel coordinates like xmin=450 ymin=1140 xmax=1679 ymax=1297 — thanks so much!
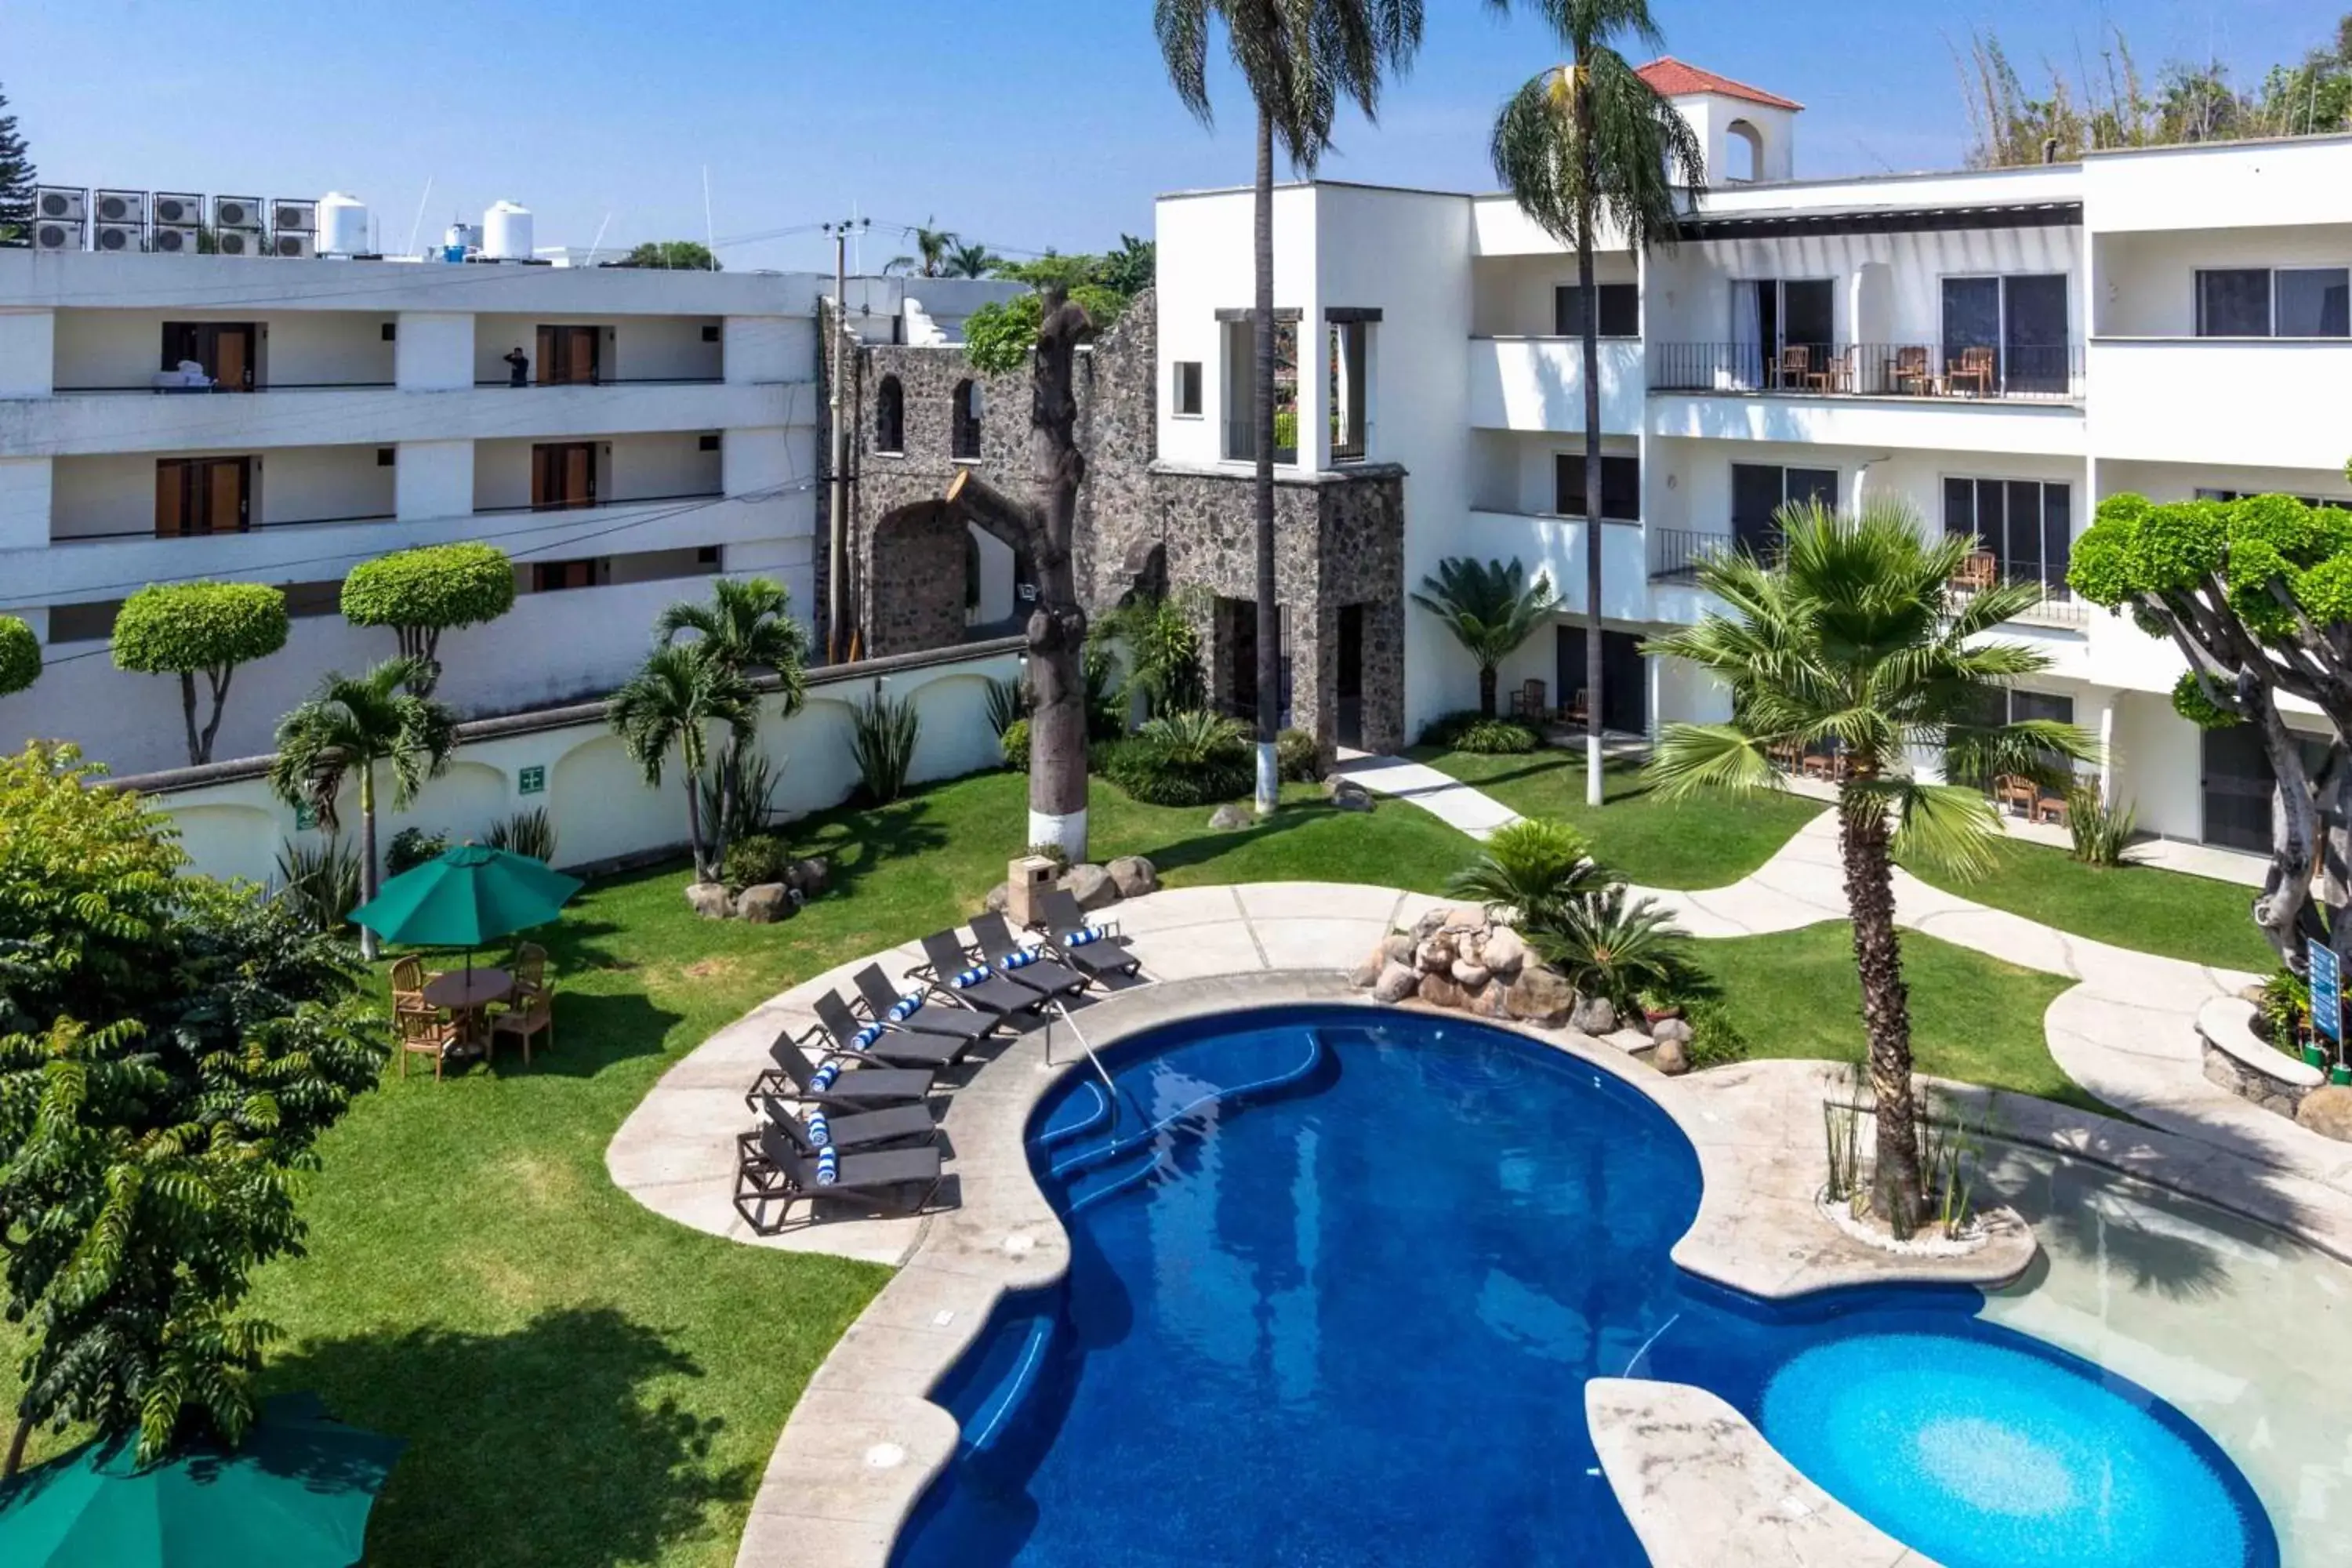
xmin=267 ymin=656 xmax=459 ymax=959
xmin=1490 ymin=0 xmax=1704 ymax=804
xmin=656 ymin=574 xmax=808 ymax=830
xmin=1647 ymin=499 xmax=2098 ymax=1231
xmin=1104 ymin=735 xmax=1254 ymax=808
xmin=1445 ymin=816 xmax=1599 ymax=927
xmin=1092 ymin=592 xmax=1208 ymax=717
xmin=0 ymin=745 xmax=385 ymax=1473
xmin=886 ymin=217 xmax=958 ymax=278
xmin=1159 ymin=0 xmax=1425 ymax=817
xmin=112 ymin=581 xmax=291 ymax=766
xmin=1083 ymin=643 xmax=1126 ymax=742
xmin=2258 ymin=965 xmax=2312 ymax=1053
xmin=483 ymin=807 xmax=558 ymax=864
xmin=1410 ymin=557 xmax=1559 ymax=717
xmin=1277 ymin=727 xmax=1321 ymax=782
xmin=607 ymin=644 xmax=756 ymax=884
xmin=964 ymin=283 xmax=1126 ymax=376
xmin=1099 ymin=233 xmax=1158 ymax=298
xmin=339 ymin=543 xmax=517 ymax=693
xmin=720 ymin=833 xmax=793 ymax=891
xmin=1528 ymin=884 xmax=1686 ymax=1010
xmin=622 ymin=239 xmax=720 ymax=270
xmin=2065 ymin=782 xmax=2137 ymax=867
xmin=849 ymin=690 xmax=922 ymax=804
xmin=1138 ymin=708 xmax=1246 ymax=764
xmin=697 ymin=744 xmax=782 ymax=848
xmin=1418 ymin=710 xmax=1543 ymax=754
xmin=386 ymin=826 xmax=451 ymax=877
xmin=1681 ymin=998 xmax=1751 ymax=1070
xmin=0 ymin=615 xmax=36 ymax=698
xmin=943 ymin=240 xmax=1004 ymax=278
xmin=274 ymin=835 xmax=364 ymax=935
xmin=1000 ymin=717 xmax=1032 ymax=772
xmin=984 ymin=674 xmax=1029 ymax=737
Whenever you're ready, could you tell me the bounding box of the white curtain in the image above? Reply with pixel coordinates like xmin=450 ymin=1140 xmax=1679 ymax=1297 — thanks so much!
xmin=1731 ymin=282 xmax=1764 ymax=390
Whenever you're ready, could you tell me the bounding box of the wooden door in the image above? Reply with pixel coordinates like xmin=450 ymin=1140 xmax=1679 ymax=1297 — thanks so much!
xmin=212 ymin=326 xmax=255 ymax=391
xmin=535 ymin=325 xmax=599 ymax=386
xmin=155 ymin=457 xmax=251 ymax=535
xmin=532 ymin=443 xmax=597 ymax=510
xmin=205 ymin=457 xmax=250 ymax=532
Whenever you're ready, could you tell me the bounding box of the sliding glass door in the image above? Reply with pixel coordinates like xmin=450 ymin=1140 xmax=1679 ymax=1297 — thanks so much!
xmin=1941 ymin=275 xmax=2069 ymax=395
xmin=1732 ymin=279 xmax=1835 ymax=388
xmin=1943 ymin=477 xmax=2071 ymax=597
xmin=1733 ymin=463 xmax=1838 ymax=557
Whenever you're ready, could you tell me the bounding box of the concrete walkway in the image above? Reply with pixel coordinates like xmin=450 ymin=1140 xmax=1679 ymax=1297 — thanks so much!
xmin=1330 ymin=751 xmax=1523 ymax=840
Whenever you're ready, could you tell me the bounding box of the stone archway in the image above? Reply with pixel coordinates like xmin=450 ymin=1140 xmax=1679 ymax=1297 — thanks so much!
xmin=864 ymin=499 xmax=1035 ymax=657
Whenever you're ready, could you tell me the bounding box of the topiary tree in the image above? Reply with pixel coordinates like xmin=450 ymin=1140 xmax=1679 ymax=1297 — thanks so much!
xmin=2071 ymin=490 xmax=2352 ymax=972
xmin=111 ymin=582 xmax=290 ymax=767
xmin=0 ymin=615 xmax=37 ymax=698
xmin=340 ymin=542 xmax=517 ymax=694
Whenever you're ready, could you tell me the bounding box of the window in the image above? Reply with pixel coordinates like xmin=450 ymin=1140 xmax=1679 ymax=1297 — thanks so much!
xmin=2196 ymin=267 xmax=2347 ymax=337
xmin=376 ymin=447 xmax=396 ymax=466
xmin=532 ymin=558 xmax=604 ymax=593
xmin=1555 ymin=283 xmax=1639 ymax=338
xmin=2197 ymin=486 xmax=2352 ymax=509
xmin=1555 ymin=453 xmax=1640 ymax=521
xmin=281 ymin=580 xmax=344 ymax=619
xmin=2278 ymin=268 xmax=2350 ymax=337
xmin=950 ymin=379 xmax=981 ymax=460
xmin=1221 ymin=313 xmax=1299 ymax=463
xmin=697 ymin=433 xmax=722 ymax=453
xmin=48 ymin=601 xmax=122 ymax=644
xmin=1329 ymin=322 xmax=1368 ymax=461
xmin=1172 ymin=361 xmax=1203 ymax=417
xmin=1941 ymin=274 xmax=2070 ymax=392
xmin=700 ymin=324 xmax=722 ymax=343
xmin=380 ymin=322 xmax=397 ymax=343
xmin=1730 ymin=463 xmax=1836 ymax=554
xmin=154 ymin=456 xmax=252 ymax=536
xmin=875 ymin=375 xmax=905 ymax=453
xmin=1944 ymin=477 xmax=2071 ymax=596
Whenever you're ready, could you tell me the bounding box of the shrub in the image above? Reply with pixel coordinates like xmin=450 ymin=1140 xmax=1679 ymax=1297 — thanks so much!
xmin=1277 ymin=728 xmax=1321 ymax=782
xmin=2065 ymin=782 xmax=2137 ymax=867
xmin=484 ymin=807 xmax=557 ymax=864
xmin=851 ymin=691 xmax=921 ymax=804
xmin=1528 ymin=884 xmax=1689 ymax=1011
xmin=2257 ymin=965 xmax=2312 ymax=1054
xmin=984 ymin=675 xmax=1028 ymax=737
xmin=340 ymin=543 xmax=517 ymax=688
xmin=1000 ymin=717 xmax=1031 ymax=772
xmin=721 ymin=833 xmax=794 ymax=890
xmin=699 ymin=746 xmax=781 ymax=847
xmin=1682 ymin=1000 xmax=1751 ymax=1070
xmin=112 ymin=581 xmax=291 ymax=765
xmin=274 ymin=836 xmax=363 ymax=934
xmin=1024 ymin=840 xmax=1072 ymax=873
xmin=1419 ymin=710 xmax=1541 ymax=753
xmin=1083 ymin=644 xmax=1125 ymax=742
xmin=1138 ymin=709 xmax=1246 ymax=763
xmin=1103 ymin=711 xmax=1254 ymax=806
xmin=0 ymin=615 xmax=38 ymax=698
xmin=1093 ymin=593 xmax=1207 ymax=717
xmin=1445 ymin=818 xmax=1599 ymax=926
xmin=386 ymin=826 xmax=450 ymax=877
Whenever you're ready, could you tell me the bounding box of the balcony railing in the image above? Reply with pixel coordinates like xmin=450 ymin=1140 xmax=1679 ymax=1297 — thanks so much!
xmin=1647 ymin=528 xmax=1737 ymax=583
xmin=1947 ymin=561 xmax=2089 ymax=626
xmin=1224 ymin=416 xmax=1297 ymax=466
xmin=49 ymin=488 xmax=728 ymax=546
xmin=1648 ymin=342 xmax=2084 ymax=402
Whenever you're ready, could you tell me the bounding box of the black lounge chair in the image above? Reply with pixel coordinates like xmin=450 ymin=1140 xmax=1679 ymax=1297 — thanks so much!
xmin=734 ymin=1123 xmax=942 ymax=1233
xmin=811 ymin=990 xmax=964 ymax=1071
xmin=746 ymin=1094 xmax=936 ymax=1156
xmin=745 ymin=1027 xmax=935 ymax=1113
xmin=850 ymin=963 xmax=1001 ymax=1047
xmin=916 ymin=931 xmax=1049 ymax=1018
xmin=1022 ymin=890 xmax=1145 ymax=982
xmin=967 ymin=911 xmax=1096 ymax=996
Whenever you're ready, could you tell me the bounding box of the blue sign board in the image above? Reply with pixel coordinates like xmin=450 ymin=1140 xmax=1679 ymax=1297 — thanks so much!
xmin=2311 ymin=940 xmax=2341 ymax=1044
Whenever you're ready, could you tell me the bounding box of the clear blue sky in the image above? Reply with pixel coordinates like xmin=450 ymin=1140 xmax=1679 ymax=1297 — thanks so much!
xmin=2 ymin=0 xmax=2339 ymax=272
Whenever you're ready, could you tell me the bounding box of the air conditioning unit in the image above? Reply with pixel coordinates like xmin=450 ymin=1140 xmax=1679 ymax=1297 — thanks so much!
xmin=215 ymin=230 xmax=256 ymax=257
xmin=151 ymin=192 xmax=204 ymax=227
xmin=151 ymin=226 xmax=198 ymax=254
xmin=213 ymin=195 xmax=263 ymax=233
xmin=93 ymin=223 xmax=145 ymax=254
xmin=93 ymin=189 xmax=145 ymax=225
xmin=32 ymin=221 xmax=79 ymax=252
xmin=270 ymin=198 xmax=316 ymax=233
xmin=34 ymin=187 xmax=86 ymax=223
xmin=269 ymin=232 xmax=314 ymax=260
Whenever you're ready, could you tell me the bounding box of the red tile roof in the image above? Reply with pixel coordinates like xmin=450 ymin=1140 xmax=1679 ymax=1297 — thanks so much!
xmin=1635 ymin=56 xmax=1803 ymax=112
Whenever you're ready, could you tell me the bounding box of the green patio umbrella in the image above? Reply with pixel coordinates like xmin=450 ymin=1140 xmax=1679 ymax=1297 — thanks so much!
xmin=348 ymin=843 xmax=581 ymax=950
xmin=0 ymin=1393 xmax=404 ymax=1567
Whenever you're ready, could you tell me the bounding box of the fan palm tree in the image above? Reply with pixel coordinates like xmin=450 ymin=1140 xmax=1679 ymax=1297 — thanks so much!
xmin=885 ymin=216 xmax=957 ymax=278
xmin=1643 ymin=500 xmax=2096 ymax=1233
xmin=942 ymin=240 xmax=1003 ymax=278
xmin=1411 ymin=556 xmax=1559 ymax=717
xmin=1157 ymin=0 xmax=1425 ymax=815
xmin=1490 ymin=0 xmax=1705 ymax=806
xmin=267 ymin=655 xmax=459 ymax=960
xmin=608 ymin=644 xmax=757 ymax=884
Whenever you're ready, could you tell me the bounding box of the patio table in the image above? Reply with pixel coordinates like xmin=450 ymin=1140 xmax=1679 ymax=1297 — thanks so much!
xmin=423 ymin=967 xmax=514 ymax=1049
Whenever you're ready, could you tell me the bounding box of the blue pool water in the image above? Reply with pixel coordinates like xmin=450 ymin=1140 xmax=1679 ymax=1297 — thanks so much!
xmin=891 ymin=1006 xmax=2275 ymax=1568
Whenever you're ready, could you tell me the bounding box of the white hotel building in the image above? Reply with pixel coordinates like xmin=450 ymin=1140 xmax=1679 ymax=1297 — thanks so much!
xmin=1155 ymin=58 xmax=2352 ymax=859
xmin=0 ymin=234 xmax=1011 ymax=774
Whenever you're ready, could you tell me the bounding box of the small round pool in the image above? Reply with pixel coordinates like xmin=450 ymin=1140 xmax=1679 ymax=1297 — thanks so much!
xmin=891 ymin=1006 xmax=2278 ymax=1568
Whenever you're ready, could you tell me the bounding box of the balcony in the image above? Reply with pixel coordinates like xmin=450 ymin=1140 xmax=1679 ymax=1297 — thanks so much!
xmin=1223 ymin=416 xmax=1297 ymax=466
xmin=2087 ymin=337 xmax=2352 ymax=470
xmin=1646 ymin=527 xmax=1735 ymax=584
xmin=1947 ymin=557 xmax=2089 ymax=629
xmin=1466 ymin=338 xmax=1645 ymax=435
xmin=1648 ymin=342 xmax=2084 ymax=402
xmin=1460 ymin=509 xmax=1650 ymax=621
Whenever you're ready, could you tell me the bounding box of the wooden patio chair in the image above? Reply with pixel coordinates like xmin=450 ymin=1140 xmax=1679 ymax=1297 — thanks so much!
xmin=1951 ymin=550 xmax=1998 ymax=592
xmin=1509 ymin=679 xmax=1547 ymax=720
xmin=1992 ymin=774 xmax=2038 ymax=815
xmin=1774 ymin=344 xmax=1811 ymax=390
xmin=390 ymin=955 xmax=440 ymax=1018
xmin=488 ymin=989 xmax=553 ymax=1068
xmin=1561 ymin=688 xmax=1590 ymax=726
xmin=2030 ymin=791 xmax=2071 ymax=827
xmin=1889 ymin=345 xmax=1934 ymax=396
xmin=510 ymin=942 xmax=549 ymax=1003
xmin=397 ymin=1007 xmax=462 ymax=1081
xmin=1947 ymin=346 xmax=1995 ymax=397
xmin=1807 ymin=345 xmax=1853 ymax=393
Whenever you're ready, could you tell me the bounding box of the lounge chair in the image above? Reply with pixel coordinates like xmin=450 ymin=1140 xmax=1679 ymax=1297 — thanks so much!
xmin=811 ymin=989 xmax=964 ymax=1070
xmin=967 ymin=911 xmax=1094 ymax=997
xmin=749 ymin=1094 xmax=937 ymax=1155
xmin=1014 ymin=891 xmax=1145 ymax=983
xmin=850 ymin=963 xmax=1001 ymax=1047
xmin=745 ymin=1027 xmax=934 ymax=1113
xmin=734 ymin=1124 xmax=942 ymax=1233
xmin=916 ymin=931 xmax=1051 ymax=1018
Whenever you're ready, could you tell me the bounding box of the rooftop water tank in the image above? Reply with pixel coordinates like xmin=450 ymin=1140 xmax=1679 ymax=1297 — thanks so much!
xmin=318 ymin=191 xmax=368 ymax=256
xmin=483 ymin=200 xmax=533 ymax=262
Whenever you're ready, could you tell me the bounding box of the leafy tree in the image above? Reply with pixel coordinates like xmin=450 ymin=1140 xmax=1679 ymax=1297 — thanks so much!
xmin=267 ymin=658 xmax=459 ymax=960
xmin=0 ymin=83 xmax=31 ymax=243
xmin=1098 ymin=233 xmax=1158 ymax=299
xmin=654 ymin=575 xmax=810 ymax=808
xmin=1646 ymin=501 xmax=2093 ymax=1233
xmin=1159 ymin=0 xmax=1425 ymax=816
xmin=0 ymin=743 xmax=385 ymax=1474
xmin=943 ymin=240 xmax=1003 ymax=278
xmin=608 ymin=644 xmax=757 ymax=883
xmin=1491 ymin=0 xmax=1704 ymax=806
xmin=622 ymin=240 xmax=720 ymax=270
xmin=0 ymin=615 xmax=37 ymax=698
xmin=339 ymin=542 xmax=517 ymax=693
xmin=885 ymin=217 xmax=957 ymax=278
xmin=2070 ymin=492 xmax=2352 ymax=973
xmin=1091 ymin=590 xmax=1207 ymax=717
xmin=1411 ymin=557 xmax=1560 ymax=717
xmin=112 ymin=582 xmax=290 ymax=767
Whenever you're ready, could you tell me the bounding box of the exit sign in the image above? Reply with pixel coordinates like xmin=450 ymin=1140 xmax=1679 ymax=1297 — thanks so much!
xmin=293 ymin=803 xmax=318 ymax=831
xmin=517 ymin=765 xmax=546 ymax=797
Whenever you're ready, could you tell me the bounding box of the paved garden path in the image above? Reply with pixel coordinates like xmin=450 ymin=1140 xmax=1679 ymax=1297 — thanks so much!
xmin=1330 ymin=752 xmax=1523 ymax=839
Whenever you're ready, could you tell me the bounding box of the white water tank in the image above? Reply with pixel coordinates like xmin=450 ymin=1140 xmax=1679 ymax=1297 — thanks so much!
xmin=318 ymin=191 xmax=369 ymax=256
xmin=482 ymin=200 xmax=533 ymax=261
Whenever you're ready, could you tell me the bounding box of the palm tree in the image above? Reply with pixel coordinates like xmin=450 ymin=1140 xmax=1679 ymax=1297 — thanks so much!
xmin=1643 ymin=500 xmax=2096 ymax=1232
xmin=268 ymin=656 xmax=459 ymax=960
xmin=943 ymin=240 xmax=1003 ymax=279
xmin=885 ymin=216 xmax=957 ymax=278
xmin=1157 ymin=0 xmax=1425 ymax=815
xmin=1490 ymin=0 xmax=1705 ymax=807
xmin=653 ymin=575 xmax=811 ymax=703
xmin=1411 ymin=556 xmax=1559 ymax=717
xmin=608 ymin=644 xmax=756 ymax=884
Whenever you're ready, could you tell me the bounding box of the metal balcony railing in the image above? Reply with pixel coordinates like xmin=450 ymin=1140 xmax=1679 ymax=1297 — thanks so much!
xmin=1648 ymin=342 xmax=2085 ymax=402
xmin=1947 ymin=562 xmax=2089 ymax=626
xmin=1647 ymin=528 xmax=1737 ymax=583
xmin=1224 ymin=417 xmax=1297 ymax=466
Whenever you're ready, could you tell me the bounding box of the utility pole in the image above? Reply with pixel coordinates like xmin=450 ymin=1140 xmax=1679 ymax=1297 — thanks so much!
xmin=822 ymin=216 xmax=869 ymax=663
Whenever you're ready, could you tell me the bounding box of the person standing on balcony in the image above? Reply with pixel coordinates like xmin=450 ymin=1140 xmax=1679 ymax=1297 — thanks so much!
xmin=504 ymin=346 xmax=528 ymax=387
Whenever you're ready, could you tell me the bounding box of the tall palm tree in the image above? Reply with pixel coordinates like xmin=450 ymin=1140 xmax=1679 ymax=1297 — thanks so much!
xmin=1157 ymin=0 xmax=1425 ymax=815
xmin=268 ymin=655 xmax=459 ymax=960
xmin=886 ymin=216 xmax=957 ymax=278
xmin=943 ymin=240 xmax=1003 ymax=279
xmin=608 ymin=644 xmax=756 ymax=884
xmin=1490 ymin=0 xmax=1704 ymax=807
xmin=653 ymin=575 xmax=811 ymax=702
xmin=1410 ymin=556 xmax=1559 ymax=716
xmin=1644 ymin=500 xmax=2096 ymax=1232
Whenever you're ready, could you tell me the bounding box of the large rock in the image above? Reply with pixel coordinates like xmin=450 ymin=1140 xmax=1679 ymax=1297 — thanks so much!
xmin=1503 ymin=966 xmax=1577 ymax=1026
xmin=2297 ymin=1083 xmax=2352 ymax=1142
xmin=1323 ymin=776 xmax=1374 ymax=812
xmin=786 ymin=857 xmax=830 ymax=897
xmin=1480 ymin=927 xmax=1526 ymax=976
xmin=1652 ymin=1037 xmax=1691 ymax=1076
xmin=1351 ymin=947 xmax=1388 ymax=989
xmin=1650 ymin=1016 xmax=1693 ymax=1046
xmin=1382 ymin=931 xmax=1417 ymax=965
xmin=1412 ymin=907 xmax=1450 ymax=942
xmin=735 ymin=883 xmax=791 ymax=924
xmin=1441 ymin=903 xmax=1490 ymax=935
xmin=685 ymin=881 xmax=732 ymax=920
xmin=1209 ymin=803 xmax=1252 ymax=831
xmin=1373 ymin=961 xmax=1421 ymax=1003
xmin=1061 ymin=863 xmax=1119 ymax=911
xmin=1570 ymin=995 xmax=1620 ymax=1036
xmin=1418 ymin=972 xmax=1468 ymax=1011
xmin=1107 ymin=855 xmax=1160 ymax=898
xmin=982 ymin=881 xmax=1012 ymax=915
xmin=1414 ymin=935 xmax=1457 ymax=972
xmin=1452 ymin=960 xmax=1491 ymax=990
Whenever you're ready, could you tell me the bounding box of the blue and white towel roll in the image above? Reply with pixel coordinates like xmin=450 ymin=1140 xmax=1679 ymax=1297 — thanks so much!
xmin=805 ymin=1110 xmax=830 ymax=1148
xmin=999 ymin=948 xmax=1039 ymax=972
xmin=853 ymin=1022 xmax=889 ymax=1049
xmin=1062 ymin=926 xmax=1103 ymax=948
xmin=814 ymin=1145 xmax=839 ymax=1185
xmin=809 ymin=1062 xmax=841 ymax=1093
xmin=951 ymin=965 xmax=993 ymax=989
xmin=887 ymin=991 xmax=926 ymax=1021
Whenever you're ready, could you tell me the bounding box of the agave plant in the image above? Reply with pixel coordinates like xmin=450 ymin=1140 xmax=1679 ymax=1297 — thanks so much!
xmin=484 ymin=807 xmax=558 ymax=864
xmin=1527 ymin=884 xmax=1689 ymax=1011
xmin=851 ymin=691 xmax=923 ymax=804
xmin=2065 ymin=782 xmax=2136 ymax=868
xmin=273 ymin=836 xmax=363 ymax=935
xmin=983 ymin=674 xmax=1029 ymax=738
xmin=699 ymin=745 xmax=782 ymax=846
xmin=1445 ymin=817 xmax=1602 ymax=927
xmin=1138 ymin=709 xmax=1247 ymax=765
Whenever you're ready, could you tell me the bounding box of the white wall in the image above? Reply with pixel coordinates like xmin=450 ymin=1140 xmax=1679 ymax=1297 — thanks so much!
xmin=2094 ymin=223 xmax=2352 ymax=336
xmin=1153 ymin=184 xmax=1324 ymax=470
xmin=0 ymin=310 xmax=55 ymax=396
xmin=2085 ymin=134 xmax=2352 ymax=234
xmin=1470 ymin=252 xmax=1639 ymax=338
xmin=2088 ymin=339 xmax=2352 ymax=471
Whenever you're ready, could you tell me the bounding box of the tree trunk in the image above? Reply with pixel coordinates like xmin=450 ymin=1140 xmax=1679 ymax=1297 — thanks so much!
xmin=2252 ymin=695 xmax=2324 ymax=970
xmin=1576 ymin=63 xmax=1606 ymax=810
xmin=177 ymin=670 xmax=204 ymax=767
xmin=1251 ymin=107 xmax=1281 ymax=817
xmin=197 ymin=664 xmax=232 ymax=765
xmin=5 ymin=1410 xmax=30 ymax=1479
xmin=684 ymin=762 xmax=711 ymax=882
xmin=1839 ymin=785 xmax=1923 ymax=1232
xmin=1479 ymin=664 xmax=1498 ymax=718
xmin=358 ymin=760 xmax=381 ymax=962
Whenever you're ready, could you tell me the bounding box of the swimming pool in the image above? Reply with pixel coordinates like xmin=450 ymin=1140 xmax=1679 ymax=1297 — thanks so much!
xmin=890 ymin=1005 xmax=2278 ymax=1567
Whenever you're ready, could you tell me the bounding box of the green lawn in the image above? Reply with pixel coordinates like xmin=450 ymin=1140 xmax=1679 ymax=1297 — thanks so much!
xmin=1412 ymin=748 xmax=1824 ymax=887
xmin=1900 ymin=837 xmax=2273 ymax=975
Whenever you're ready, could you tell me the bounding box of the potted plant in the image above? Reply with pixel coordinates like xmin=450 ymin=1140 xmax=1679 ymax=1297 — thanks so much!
xmin=1638 ymin=985 xmax=1682 ymax=1025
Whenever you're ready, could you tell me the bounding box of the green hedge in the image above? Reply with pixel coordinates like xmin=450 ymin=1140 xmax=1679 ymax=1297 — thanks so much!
xmin=0 ymin=616 xmax=38 ymax=697
xmin=1000 ymin=717 xmax=1031 ymax=772
xmin=1276 ymin=728 xmax=1320 ymax=782
xmin=342 ymin=543 xmax=517 ymax=636
xmin=721 ymin=833 xmax=793 ymax=890
xmin=111 ymin=582 xmax=289 ymax=675
xmin=1102 ymin=735 xmax=1254 ymax=807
